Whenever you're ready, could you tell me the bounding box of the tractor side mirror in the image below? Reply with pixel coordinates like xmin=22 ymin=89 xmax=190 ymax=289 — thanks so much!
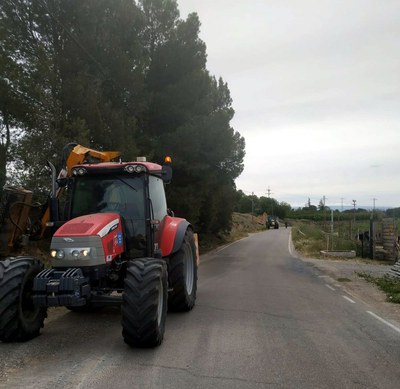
xmin=161 ymin=165 xmax=172 ymax=184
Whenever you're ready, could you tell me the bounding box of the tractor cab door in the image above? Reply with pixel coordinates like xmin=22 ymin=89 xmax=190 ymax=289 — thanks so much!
xmin=148 ymin=175 xmax=168 ymax=255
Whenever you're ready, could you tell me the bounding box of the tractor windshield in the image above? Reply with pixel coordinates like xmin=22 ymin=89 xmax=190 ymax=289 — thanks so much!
xmin=70 ymin=175 xmax=147 ymax=257
xmin=71 ymin=175 xmax=145 ymax=218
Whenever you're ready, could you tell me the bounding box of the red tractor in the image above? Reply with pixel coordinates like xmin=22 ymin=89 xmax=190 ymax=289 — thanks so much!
xmin=0 ymin=145 xmax=198 ymax=347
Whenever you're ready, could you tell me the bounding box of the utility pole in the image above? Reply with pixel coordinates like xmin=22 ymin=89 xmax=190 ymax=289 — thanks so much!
xmin=266 ymin=187 xmax=273 ymax=216
xmin=372 ymin=198 xmax=377 ymax=220
xmin=331 ymin=209 xmax=334 ymax=250
xmin=251 ymin=191 xmax=254 ymax=221
xmin=370 ymin=198 xmax=377 ymax=259
xmin=338 ymin=197 xmax=344 ymax=238
xmin=352 ymin=199 xmax=356 ymax=239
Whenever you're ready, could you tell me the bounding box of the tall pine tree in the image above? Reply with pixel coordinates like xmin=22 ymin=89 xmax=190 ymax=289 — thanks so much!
xmin=0 ymin=0 xmax=245 ymax=234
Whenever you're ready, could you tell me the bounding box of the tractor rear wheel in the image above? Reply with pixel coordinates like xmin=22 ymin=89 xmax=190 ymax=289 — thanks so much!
xmin=168 ymin=229 xmax=198 ymax=311
xmin=121 ymin=259 xmax=167 ymax=347
xmin=0 ymin=257 xmax=47 ymax=342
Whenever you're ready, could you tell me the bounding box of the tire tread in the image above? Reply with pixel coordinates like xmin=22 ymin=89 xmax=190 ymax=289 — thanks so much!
xmin=0 ymin=257 xmax=47 ymax=342
xmin=121 ymin=259 xmax=167 ymax=347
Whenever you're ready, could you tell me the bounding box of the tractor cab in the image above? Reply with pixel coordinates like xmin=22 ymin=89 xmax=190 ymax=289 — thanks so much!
xmin=64 ymin=160 xmax=170 ymax=259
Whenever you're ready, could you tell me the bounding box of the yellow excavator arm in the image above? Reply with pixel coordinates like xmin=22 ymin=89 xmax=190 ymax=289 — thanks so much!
xmin=64 ymin=145 xmax=121 ymax=169
xmin=40 ymin=144 xmax=121 ymax=235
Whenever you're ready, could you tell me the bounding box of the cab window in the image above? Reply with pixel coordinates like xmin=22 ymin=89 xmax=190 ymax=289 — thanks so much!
xmin=148 ymin=176 xmax=167 ymax=221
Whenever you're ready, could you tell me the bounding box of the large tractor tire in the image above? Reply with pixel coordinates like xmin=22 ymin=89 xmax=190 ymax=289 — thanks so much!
xmin=168 ymin=229 xmax=197 ymax=312
xmin=121 ymin=259 xmax=167 ymax=348
xmin=0 ymin=257 xmax=47 ymax=342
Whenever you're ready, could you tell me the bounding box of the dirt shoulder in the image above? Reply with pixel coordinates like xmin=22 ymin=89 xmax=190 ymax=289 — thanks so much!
xmin=294 ymin=251 xmax=400 ymax=324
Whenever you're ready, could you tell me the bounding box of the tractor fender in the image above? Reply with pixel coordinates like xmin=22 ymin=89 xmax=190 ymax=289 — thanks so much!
xmin=160 ymin=216 xmax=191 ymax=257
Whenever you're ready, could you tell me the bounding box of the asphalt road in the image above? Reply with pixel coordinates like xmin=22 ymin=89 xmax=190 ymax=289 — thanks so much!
xmin=1 ymin=228 xmax=400 ymax=388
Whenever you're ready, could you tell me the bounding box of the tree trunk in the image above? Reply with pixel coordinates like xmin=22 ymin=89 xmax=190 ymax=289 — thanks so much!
xmin=0 ymin=109 xmax=11 ymax=198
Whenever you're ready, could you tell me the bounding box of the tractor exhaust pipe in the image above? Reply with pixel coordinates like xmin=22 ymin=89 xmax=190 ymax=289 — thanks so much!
xmin=47 ymin=161 xmax=59 ymax=223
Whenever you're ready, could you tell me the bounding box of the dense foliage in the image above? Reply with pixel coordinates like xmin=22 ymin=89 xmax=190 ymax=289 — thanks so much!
xmin=0 ymin=0 xmax=245 ymax=234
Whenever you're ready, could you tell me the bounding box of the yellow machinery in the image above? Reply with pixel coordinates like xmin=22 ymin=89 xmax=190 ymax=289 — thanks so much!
xmin=0 ymin=144 xmax=121 ymax=256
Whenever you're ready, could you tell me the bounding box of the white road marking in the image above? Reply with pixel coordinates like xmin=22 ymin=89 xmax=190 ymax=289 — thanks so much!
xmin=342 ymin=296 xmax=356 ymax=304
xmin=287 ymin=231 xmax=399 ymax=336
xmin=288 ymin=231 xmax=294 ymax=256
xmin=367 ymin=311 xmax=400 ymax=335
xmin=215 ymin=238 xmax=246 ymax=253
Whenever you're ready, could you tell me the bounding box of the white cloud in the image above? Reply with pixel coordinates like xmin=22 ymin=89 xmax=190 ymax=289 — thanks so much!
xmin=178 ymin=0 xmax=400 ymax=207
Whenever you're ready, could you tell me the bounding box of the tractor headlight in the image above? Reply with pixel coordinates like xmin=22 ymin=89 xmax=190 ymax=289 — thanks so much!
xmin=70 ymin=248 xmax=92 ymax=259
xmin=124 ymin=164 xmax=146 ymax=174
xmin=72 ymin=167 xmax=87 ymax=176
xmin=50 ymin=249 xmax=65 ymax=259
xmin=82 ymin=249 xmax=91 ymax=257
xmin=51 ymin=248 xmax=91 ymax=259
xmin=124 ymin=165 xmax=135 ymax=173
xmin=134 ymin=165 xmax=145 ymax=173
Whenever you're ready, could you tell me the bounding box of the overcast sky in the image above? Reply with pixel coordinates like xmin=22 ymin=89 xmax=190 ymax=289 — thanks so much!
xmin=178 ymin=0 xmax=400 ymax=209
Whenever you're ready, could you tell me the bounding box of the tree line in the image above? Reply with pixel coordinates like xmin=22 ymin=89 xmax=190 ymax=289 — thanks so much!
xmin=0 ymin=0 xmax=245 ymax=235
xmin=234 ymin=191 xmax=395 ymax=222
xmin=234 ymin=190 xmax=291 ymax=219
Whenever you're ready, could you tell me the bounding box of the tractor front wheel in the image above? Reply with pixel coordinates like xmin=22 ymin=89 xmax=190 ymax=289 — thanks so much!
xmin=168 ymin=229 xmax=198 ymax=311
xmin=0 ymin=257 xmax=47 ymax=342
xmin=121 ymin=259 xmax=167 ymax=347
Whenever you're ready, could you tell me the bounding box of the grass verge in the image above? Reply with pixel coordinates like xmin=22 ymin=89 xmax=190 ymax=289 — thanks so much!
xmin=358 ymin=273 xmax=400 ymax=303
xmin=291 ymin=220 xmax=357 ymax=258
